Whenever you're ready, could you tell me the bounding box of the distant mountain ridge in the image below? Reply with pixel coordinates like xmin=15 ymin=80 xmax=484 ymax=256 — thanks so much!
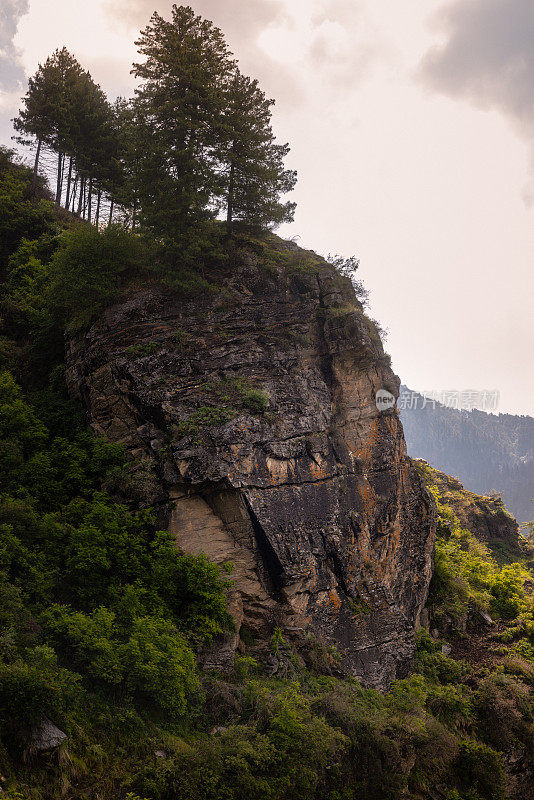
xmin=399 ymin=385 xmax=534 ymax=523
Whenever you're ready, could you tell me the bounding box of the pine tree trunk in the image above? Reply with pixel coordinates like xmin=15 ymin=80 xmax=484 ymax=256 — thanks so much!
xmin=226 ymin=160 xmax=235 ymax=234
xmin=87 ymin=176 xmax=93 ymax=223
xmin=95 ymin=190 xmax=101 ymax=227
xmin=65 ymin=156 xmax=73 ymax=210
xmin=71 ymin=176 xmax=78 ymax=213
xmin=131 ymin=201 xmax=137 ymax=231
xmin=55 ymin=152 xmax=64 ymax=205
xmin=108 ymin=198 xmax=114 ymax=227
xmin=77 ymin=177 xmax=84 ymax=217
xmin=32 ymin=139 xmax=42 ymax=196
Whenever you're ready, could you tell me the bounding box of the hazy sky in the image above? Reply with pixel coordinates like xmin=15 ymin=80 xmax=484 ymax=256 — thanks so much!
xmin=1 ymin=0 xmax=533 ymax=415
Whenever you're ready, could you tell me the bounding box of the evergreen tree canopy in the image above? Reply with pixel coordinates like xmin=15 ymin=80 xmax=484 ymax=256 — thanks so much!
xmin=12 ymin=6 xmax=297 ymax=239
xmin=131 ymin=4 xmax=296 ymax=238
xmin=14 ymin=48 xmax=83 ymax=155
xmin=132 ymin=4 xmax=236 ymax=236
xmin=14 ymin=49 xmax=117 ymax=216
xmin=13 ymin=48 xmax=84 ymax=195
xmin=219 ymin=69 xmax=297 ymax=229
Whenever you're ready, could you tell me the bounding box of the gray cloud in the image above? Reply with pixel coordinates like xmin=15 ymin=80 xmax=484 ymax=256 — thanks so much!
xmin=419 ymin=0 xmax=534 ymax=133
xmin=0 ymin=0 xmax=29 ymax=91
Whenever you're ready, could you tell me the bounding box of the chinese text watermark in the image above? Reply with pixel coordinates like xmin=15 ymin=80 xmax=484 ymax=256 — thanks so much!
xmin=398 ymin=389 xmax=500 ymax=412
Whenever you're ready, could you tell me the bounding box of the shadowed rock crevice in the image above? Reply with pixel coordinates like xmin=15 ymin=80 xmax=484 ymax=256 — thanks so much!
xmin=242 ymin=493 xmax=286 ymax=597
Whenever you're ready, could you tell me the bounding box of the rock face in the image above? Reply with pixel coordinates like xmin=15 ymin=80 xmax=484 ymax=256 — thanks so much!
xmin=66 ymin=239 xmax=436 ymax=690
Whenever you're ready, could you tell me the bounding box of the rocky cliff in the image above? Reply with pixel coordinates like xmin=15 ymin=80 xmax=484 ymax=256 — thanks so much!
xmin=66 ymin=236 xmax=436 ymax=690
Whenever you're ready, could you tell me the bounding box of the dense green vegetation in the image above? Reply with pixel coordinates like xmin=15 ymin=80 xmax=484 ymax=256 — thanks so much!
xmin=1 ymin=112 xmax=534 ymax=800
xmin=416 ymin=462 xmax=534 ymax=654
xmin=0 ymin=148 xmax=233 ymax=797
xmin=13 ymin=5 xmax=296 ymax=241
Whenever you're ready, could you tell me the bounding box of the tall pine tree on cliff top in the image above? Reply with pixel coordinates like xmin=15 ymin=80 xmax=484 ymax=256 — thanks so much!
xmin=131 ymin=4 xmax=296 ymax=239
xmin=131 ymin=5 xmax=235 ymax=238
xmin=219 ymin=69 xmax=296 ymax=231
xmin=13 ymin=49 xmax=117 ymax=216
xmin=13 ymin=47 xmax=84 ymax=198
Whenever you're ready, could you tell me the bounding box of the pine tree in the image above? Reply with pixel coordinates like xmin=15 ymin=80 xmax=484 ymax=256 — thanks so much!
xmin=131 ymin=4 xmax=236 ymax=238
xmin=219 ymin=70 xmax=297 ymax=232
xmin=108 ymin=98 xmax=143 ymax=228
xmin=13 ymin=48 xmax=84 ymax=197
xmin=13 ymin=49 xmax=117 ymax=216
xmin=94 ymin=103 xmax=124 ymax=227
xmin=13 ymin=12 xmax=297 ymax=238
xmin=71 ymin=74 xmax=115 ymax=221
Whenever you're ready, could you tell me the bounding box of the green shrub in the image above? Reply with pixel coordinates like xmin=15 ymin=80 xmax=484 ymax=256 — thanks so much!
xmin=2 ymin=237 xmax=56 ymax=336
xmin=414 ymin=633 xmax=465 ymax=685
xmin=348 ymin=596 xmax=370 ymax=616
xmin=454 ymin=739 xmax=506 ymax=800
xmin=0 ymin=653 xmax=80 ymax=748
xmin=0 ymin=661 xmax=54 ymax=730
xmin=48 ymin=224 xmax=142 ymax=327
xmin=427 ymin=484 xmax=530 ymax=626
xmin=173 ymin=405 xmax=237 ymax=442
xmin=426 ymin=683 xmax=472 ymax=731
xmin=0 ymin=154 xmax=54 ymax=270
xmin=241 ymin=388 xmax=269 ymax=414
xmin=171 ymin=327 xmax=190 ymax=346
xmin=489 ymin=567 xmax=525 ymax=619
xmin=43 ymin=605 xmax=123 ymax=682
xmin=387 ymin=674 xmax=428 ymax=714
xmin=126 ymin=341 xmax=158 ymax=358
xmin=123 ymin=616 xmax=200 ymax=713
xmin=233 ymin=655 xmax=258 ymax=681
xmin=473 ymin=673 xmax=531 ymax=750
xmin=42 ymin=606 xmax=200 ymax=714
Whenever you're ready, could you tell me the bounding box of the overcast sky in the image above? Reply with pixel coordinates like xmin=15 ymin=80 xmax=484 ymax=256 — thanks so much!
xmin=1 ymin=0 xmax=533 ymax=415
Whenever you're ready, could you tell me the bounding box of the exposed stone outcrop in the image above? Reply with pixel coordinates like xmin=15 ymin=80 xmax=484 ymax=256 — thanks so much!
xmin=416 ymin=461 xmax=523 ymax=551
xmin=66 ymin=238 xmax=436 ymax=690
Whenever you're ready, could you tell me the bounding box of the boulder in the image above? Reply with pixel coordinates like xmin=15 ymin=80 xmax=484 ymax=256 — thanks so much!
xmin=30 ymin=718 xmax=67 ymax=751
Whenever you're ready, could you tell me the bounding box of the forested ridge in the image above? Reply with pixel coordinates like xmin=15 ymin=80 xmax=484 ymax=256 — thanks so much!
xmin=1 ymin=4 xmax=534 ymax=799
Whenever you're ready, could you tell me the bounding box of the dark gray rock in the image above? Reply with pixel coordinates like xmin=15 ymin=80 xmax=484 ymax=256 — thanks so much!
xmin=30 ymin=718 xmax=67 ymax=751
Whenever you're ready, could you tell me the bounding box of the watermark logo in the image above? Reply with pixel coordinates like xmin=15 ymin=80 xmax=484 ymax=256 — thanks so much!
xmin=375 ymin=388 xmax=396 ymax=412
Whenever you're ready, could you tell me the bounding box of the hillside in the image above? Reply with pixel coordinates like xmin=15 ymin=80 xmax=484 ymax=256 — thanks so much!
xmin=1 ymin=150 xmax=534 ymax=800
xmin=400 ymin=386 xmax=534 ymax=524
